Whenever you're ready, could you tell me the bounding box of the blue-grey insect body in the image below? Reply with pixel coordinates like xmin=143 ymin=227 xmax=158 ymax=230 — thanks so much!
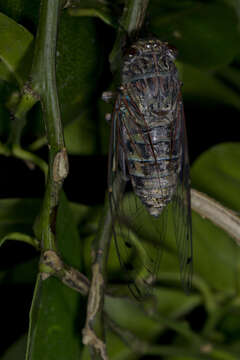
xmin=107 ymin=39 xmax=192 ymax=297
xmin=118 ymin=39 xmax=182 ymax=216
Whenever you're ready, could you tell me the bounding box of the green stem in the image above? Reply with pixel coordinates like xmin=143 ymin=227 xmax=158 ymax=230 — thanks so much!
xmin=8 ymin=84 xmax=39 ymax=146
xmin=106 ymin=313 xmax=199 ymax=357
xmin=30 ymin=0 xmax=68 ymax=251
xmin=31 ymin=0 xmax=64 ymax=151
xmin=82 ymin=198 xmax=114 ymax=360
xmin=83 ymin=1 xmax=150 ymax=358
xmin=12 ymin=144 xmax=48 ymax=180
xmin=121 ymin=0 xmax=149 ymax=35
xmin=66 ymin=0 xmax=117 ymax=27
xmin=0 ymin=232 xmax=39 ymax=250
xmin=109 ymin=0 xmax=149 ymax=74
xmin=106 ymin=313 xmax=238 ymax=360
xmin=157 ymin=272 xmax=217 ymax=314
xmin=28 ymin=136 xmax=47 ymax=151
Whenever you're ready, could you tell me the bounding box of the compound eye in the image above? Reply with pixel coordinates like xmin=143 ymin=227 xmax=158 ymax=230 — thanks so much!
xmin=167 ymin=44 xmax=178 ymax=59
xmin=126 ymin=47 xmax=138 ymax=58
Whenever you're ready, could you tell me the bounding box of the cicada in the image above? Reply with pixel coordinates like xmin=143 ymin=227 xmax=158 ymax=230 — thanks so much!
xmin=105 ymin=39 xmax=192 ymax=299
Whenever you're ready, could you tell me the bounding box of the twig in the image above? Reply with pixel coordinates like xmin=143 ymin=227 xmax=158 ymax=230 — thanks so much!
xmin=105 ymin=313 xmax=198 ymax=357
xmin=82 ymin=195 xmax=114 ymax=360
xmin=29 ymin=0 xmax=68 ymax=251
xmin=109 ymin=0 xmax=149 ymax=74
xmin=83 ymin=1 xmax=150 ymax=359
xmin=40 ymin=250 xmax=89 ymax=295
xmin=65 ymin=0 xmax=117 ymax=27
xmin=4 ymin=83 xmax=48 ymax=174
xmin=121 ymin=0 xmax=149 ymax=36
xmin=191 ymin=189 xmax=240 ymax=246
xmin=105 ymin=313 xmax=238 ymax=360
xmin=8 ymin=83 xmax=39 ymax=147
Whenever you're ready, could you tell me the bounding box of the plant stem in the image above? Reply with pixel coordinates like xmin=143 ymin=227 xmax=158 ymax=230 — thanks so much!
xmin=40 ymin=250 xmax=89 ymax=295
xmin=28 ymin=136 xmax=47 ymax=151
xmin=12 ymin=144 xmax=48 ymax=180
xmin=0 ymin=232 xmax=39 ymax=250
xmin=191 ymin=189 xmax=240 ymax=246
xmin=8 ymin=84 xmax=39 ymax=146
xmin=82 ymin=195 xmax=115 ymax=360
xmin=66 ymin=0 xmax=117 ymax=27
xmin=121 ymin=0 xmax=149 ymax=35
xmin=83 ymin=1 xmax=150 ymax=359
xmin=106 ymin=313 xmax=238 ymax=360
xmin=30 ymin=0 xmax=68 ymax=251
xmin=31 ymin=0 xmax=65 ymax=152
xmin=109 ymin=0 xmax=149 ymax=74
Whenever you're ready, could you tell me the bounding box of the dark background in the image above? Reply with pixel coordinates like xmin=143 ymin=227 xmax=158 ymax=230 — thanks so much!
xmin=1 ymin=0 xmax=240 ymax=357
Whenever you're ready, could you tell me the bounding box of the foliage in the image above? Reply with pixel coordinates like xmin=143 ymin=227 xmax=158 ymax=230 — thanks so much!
xmin=1 ymin=0 xmax=240 ymax=359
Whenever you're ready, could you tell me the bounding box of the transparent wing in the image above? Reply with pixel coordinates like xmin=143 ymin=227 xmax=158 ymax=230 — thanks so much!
xmin=108 ymin=94 xmax=169 ymax=300
xmin=171 ymin=95 xmax=193 ymax=292
xmin=108 ymin=83 xmax=192 ymax=299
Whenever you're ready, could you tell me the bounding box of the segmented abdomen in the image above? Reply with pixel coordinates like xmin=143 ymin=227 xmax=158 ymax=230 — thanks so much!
xmin=120 ymin=113 xmax=181 ymax=216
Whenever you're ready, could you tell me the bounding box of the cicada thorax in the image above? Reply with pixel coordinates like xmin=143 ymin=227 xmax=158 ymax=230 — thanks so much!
xmin=119 ymin=39 xmax=182 ymax=217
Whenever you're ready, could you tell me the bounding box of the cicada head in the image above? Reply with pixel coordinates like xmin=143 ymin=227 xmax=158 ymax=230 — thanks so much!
xmin=122 ymin=39 xmax=178 ymax=84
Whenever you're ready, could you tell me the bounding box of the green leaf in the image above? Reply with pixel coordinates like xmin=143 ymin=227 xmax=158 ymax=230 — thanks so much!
xmin=182 ymin=64 xmax=240 ymax=111
xmin=105 ymin=287 xmax=200 ymax=342
xmin=56 ymin=14 xmax=103 ymax=125
xmin=190 ymin=143 xmax=240 ymax=291
xmin=25 ymin=14 xmax=105 ymax=143
xmin=64 ymin=110 xmax=97 ymax=155
xmin=65 ymin=98 xmax=112 ymax=155
xmin=191 ymin=211 xmax=240 ymax=292
xmin=0 ymin=198 xmax=89 ymax=241
xmin=0 ymin=3 xmax=105 ymax=144
xmin=1 ymin=334 xmax=27 ymax=360
xmin=0 ymin=12 xmax=33 ymax=85
xmin=69 ymin=202 xmax=90 ymax=225
xmin=155 ymin=205 xmax=240 ymax=293
xmin=26 ymin=194 xmax=85 ymax=360
xmin=0 ymin=198 xmax=41 ymax=239
xmin=106 ymin=332 xmax=137 ymax=360
xmin=0 ymin=232 xmax=39 ymax=249
xmin=191 ymin=143 xmax=240 ymax=211
xmin=153 ymin=287 xmax=201 ymax=319
xmin=68 ymin=0 xmax=118 ymax=27
xmin=105 ymin=296 xmax=161 ymax=340
xmin=150 ymin=1 xmax=240 ymax=69
xmin=0 ymin=60 xmax=11 ymax=82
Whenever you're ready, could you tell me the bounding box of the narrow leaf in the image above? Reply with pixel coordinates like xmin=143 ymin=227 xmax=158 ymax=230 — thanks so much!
xmin=0 ymin=12 xmax=33 ymax=85
xmin=26 ymin=194 xmax=85 ymax=360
